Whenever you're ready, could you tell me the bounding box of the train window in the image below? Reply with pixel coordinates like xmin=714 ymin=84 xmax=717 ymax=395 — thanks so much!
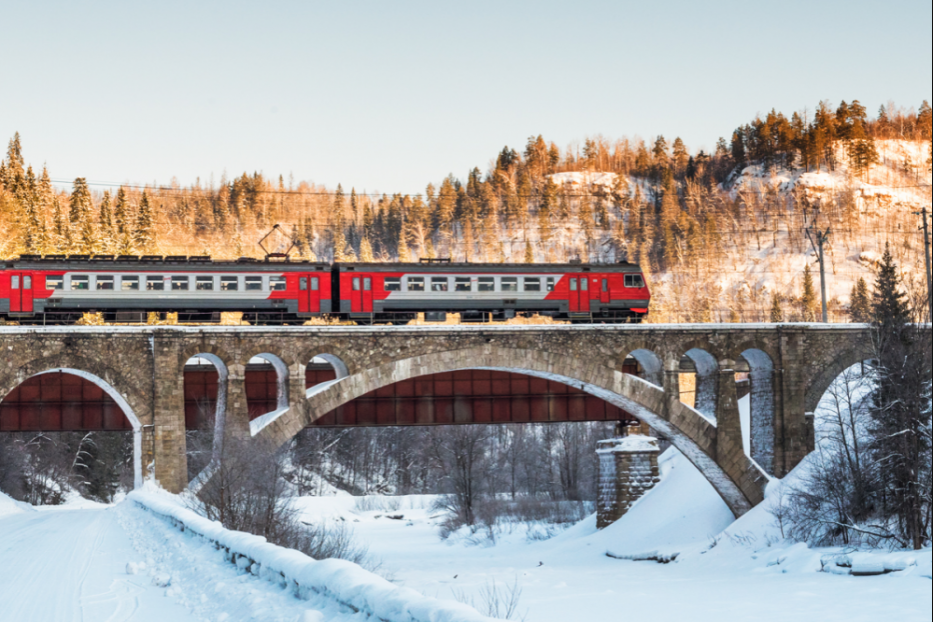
xmin=455 ymin=278 xmax=472 ymax=292
xmin=385 ymin=278 xmax=401 ymax=292
xmin=478 ymin=277 xmax=495 ymax=292
xmin=501 ymin=277 xmax=518 ymax=293
xmin=96 ymin=276 xmax=115 ymax=291
xmin=353 ymin=278 xmax=361 ymax=291
xmin=47 ymin=276 xmax=64 ymax=290
xmin=624 ymin=275 xmax=646 ymax=289
xmin=245 ymin=276 xmax=263 ymax=291
xmin=524 ymin=278 xmax=541 ymax=292
xmin=146 ymin=276 xmax=165 ymax=291
xmin=431 ymin=278 xmax=449 ymax=292
xmin=364 ymin=278 xmax=372 ymax=291
xmin=71 ymin=276 xmax=90 ymax=291
xmin=569 ymin=279 xmax=578 ymax=292
xmin=299 ymin=278 xmax=308 ymax=291
xmin=172 ymin=276 xmax=190 ymax=291
xmin=197 ymin=276 xmax=215 ymax=291
xmin=11 ymin=276 xmax=19 ymax=289
xmin=602 ymin=279 xmax=609 ymax=292
xmin=221 ymin=276 xmax=239 ymax=291
xmin=122 ymin=276 xmax=139 ymax=291
xmin=581 ymin=278 xmax=589 ymax=292
xmin=23 ymin=277 xmax=31 ymax=289
xmin=311 ymin=277 xmax=320 ymax=291
xmin=546 ymin=277 xmax=556 ymax=292
xmin=270 ymin=277 xmax=287 ymax=291
xmin=407 ymin=277 xmax=425 ymax=292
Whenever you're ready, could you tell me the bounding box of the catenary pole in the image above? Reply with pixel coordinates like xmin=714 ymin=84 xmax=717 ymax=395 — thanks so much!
xmin=805 ymin=220 xmax=831 ymax=323
xmin=917 ymin=207 xmax=932 ymax=322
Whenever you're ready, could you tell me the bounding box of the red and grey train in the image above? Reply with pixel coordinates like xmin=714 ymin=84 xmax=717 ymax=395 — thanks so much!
xmin=1 ymin=255 xmax=650 ymax=325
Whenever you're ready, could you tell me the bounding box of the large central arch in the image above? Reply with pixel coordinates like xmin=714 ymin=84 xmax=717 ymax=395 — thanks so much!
xmin=252 ymin=345 xmax=767 ymax=517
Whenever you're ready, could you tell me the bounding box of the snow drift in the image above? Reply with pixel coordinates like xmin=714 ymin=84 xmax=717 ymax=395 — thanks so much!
xmin=129 ymin=489 xmax=500 ymax=622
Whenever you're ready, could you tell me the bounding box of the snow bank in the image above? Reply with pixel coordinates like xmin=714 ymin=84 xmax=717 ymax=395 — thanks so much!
xmin=0 ymin=491 xmax=33 ymax=519
xmin=128 ymin=489 xmax=500 ymax=622
xmin=581 ymin=449 xmax=735 ymax=557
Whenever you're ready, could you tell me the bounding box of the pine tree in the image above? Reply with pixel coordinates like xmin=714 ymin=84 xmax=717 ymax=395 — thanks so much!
xmin=801 ymin=264 xmax=818 ymax=322
xmin=672 ymin=137 xmax=689 ymax=174
xmin=849 ymin=277 xmax=871 ymax=323
xmin=770 ymin=294 xmax=784 ymax=323
xmin=135 ymin=191 xmax=155 ymax=253
xmin=69 ymin=178 xmax=97 ymax=253
xmin=398 ymin=235 xmax=412 ymax=262
xmin=359 ymin=237 xmax=375 ymax=262
xmin=98 ymin=191 xmax=114 ymax=252
xmin=114 ymin=187 xmax=130 ymax=237
xmin=871 ymin=244 xmax=909 ymax=327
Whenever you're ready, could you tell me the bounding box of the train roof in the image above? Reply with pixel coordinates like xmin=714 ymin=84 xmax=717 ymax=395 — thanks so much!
xmin=7 ymin=255 xmax=644 ymax=274
xmin=335 ymin=262 xmax=645 ymax=273
xmin=8 ymin=255 xmax=330 ymax=272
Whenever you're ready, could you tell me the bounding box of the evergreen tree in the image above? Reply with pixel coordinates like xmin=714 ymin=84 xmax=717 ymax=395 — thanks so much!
xmin=849 ymin=277 xmax=871 ymax=323
xmin=672 ymin=137 xmax=689 ymax=174
xmin=359 ymin=237 xmax=375 ymax=262
xmin=801 ymin=264 xmax=818 ymax=322
xmin=135 ymin=191 xmax=155 ymax=252
xmin=98 ymin=191 xmax=114 ymax=252
xmin=770 ymin=294 xmax=784 ymax=323
xmin=68 ymin=178 xmax=96 ymax=253
xmin=114 ymin=187 xmax=130 ymax=237
xmin=871 ymin=244 xmax=910 ymax=327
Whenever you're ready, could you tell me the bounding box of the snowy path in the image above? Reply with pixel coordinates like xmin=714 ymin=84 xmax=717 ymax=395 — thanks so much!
xmin=0 ymin=504 xmax=369 ymax=622
xmin=0 ymin=509 xmax=199 ymax=622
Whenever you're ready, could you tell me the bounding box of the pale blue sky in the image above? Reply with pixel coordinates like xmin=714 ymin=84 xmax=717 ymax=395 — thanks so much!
xmin=2 ymin=0 xmax=930 ymax=195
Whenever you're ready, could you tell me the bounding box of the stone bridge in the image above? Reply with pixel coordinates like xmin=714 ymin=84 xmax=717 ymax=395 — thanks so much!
xmin=0 ymin=324 xmax=876 ymax=517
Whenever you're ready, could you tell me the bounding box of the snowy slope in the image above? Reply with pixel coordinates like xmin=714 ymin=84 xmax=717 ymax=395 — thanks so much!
xmin=0 ymin=490 xmax=32 ymax=519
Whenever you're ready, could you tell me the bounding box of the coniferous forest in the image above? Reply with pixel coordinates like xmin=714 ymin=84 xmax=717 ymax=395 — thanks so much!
xmin=1 ymin=99 xmax=931 ymax=323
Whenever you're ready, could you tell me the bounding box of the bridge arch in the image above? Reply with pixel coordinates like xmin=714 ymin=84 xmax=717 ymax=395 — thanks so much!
xmin=623 ymin=348 xmax=663 ymax=388
xmin=682 ymin=347 xmax=720 ymax=420
xmin=252 ymin=345 xmax=767 ymax=517
xmin=805 ymin=344 xmax=873 ymax=416
xmin=0 ymin=362 xmax=145 ymax=489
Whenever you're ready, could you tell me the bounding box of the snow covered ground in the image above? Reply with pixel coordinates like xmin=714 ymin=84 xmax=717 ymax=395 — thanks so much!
xmin=293 ymin=450 xmax=931 ymax=622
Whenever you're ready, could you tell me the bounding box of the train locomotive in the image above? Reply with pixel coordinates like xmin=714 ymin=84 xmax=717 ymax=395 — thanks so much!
xmin=1 ymin=255 xmax=650 ymax=325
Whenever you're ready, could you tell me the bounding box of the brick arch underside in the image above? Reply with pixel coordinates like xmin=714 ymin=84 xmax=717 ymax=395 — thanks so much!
xmin=257 ymin=346 xmax=766 ymax=517
xmin=0 ymin=353 xmax=150 ymax=489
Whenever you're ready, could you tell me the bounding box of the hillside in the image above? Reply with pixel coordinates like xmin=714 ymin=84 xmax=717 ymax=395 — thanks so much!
xmin=1 ymin=99 xmax=930 ymax=323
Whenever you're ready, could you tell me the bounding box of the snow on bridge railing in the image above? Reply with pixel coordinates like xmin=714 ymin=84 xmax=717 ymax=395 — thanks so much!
xmin=128 ymin=490 xmax=501 ymax=622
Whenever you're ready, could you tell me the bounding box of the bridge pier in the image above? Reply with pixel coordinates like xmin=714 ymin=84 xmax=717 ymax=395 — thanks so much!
xmin=596 ymin=434 xmax=661 ymax=529
xmin=715 ymin=363 xmax=745 ymax=485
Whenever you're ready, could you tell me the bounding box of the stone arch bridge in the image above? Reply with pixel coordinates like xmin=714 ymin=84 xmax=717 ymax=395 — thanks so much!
xmin=0 ymin=325 xmax=877 ymax=517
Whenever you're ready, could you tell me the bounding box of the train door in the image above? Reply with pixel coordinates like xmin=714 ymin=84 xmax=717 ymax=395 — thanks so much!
xmin=568 ymin=277 xmax=581 ymax=313
xmin=350 ymin=275 xmax=374 ymax=314
xmin=9 ymin=271 xmax=35 ymax=313
xmin=580 ymin=276 xmax=591 ymax=313
xmin=600 ymin=277 xmax=611 ymax=304
xmin=299 ymin=274 xmax=321 ymax=313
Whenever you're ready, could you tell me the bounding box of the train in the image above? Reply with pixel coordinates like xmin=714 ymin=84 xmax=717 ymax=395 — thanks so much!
xmin=1 ymin=255 xmax=650 ymax=325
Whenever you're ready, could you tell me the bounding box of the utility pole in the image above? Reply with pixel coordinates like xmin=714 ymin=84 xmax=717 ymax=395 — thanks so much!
xmin=806 ymin=219 xmax=832 ymax=323
xmin=916 ymin=207 xmax=932 ymax=322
